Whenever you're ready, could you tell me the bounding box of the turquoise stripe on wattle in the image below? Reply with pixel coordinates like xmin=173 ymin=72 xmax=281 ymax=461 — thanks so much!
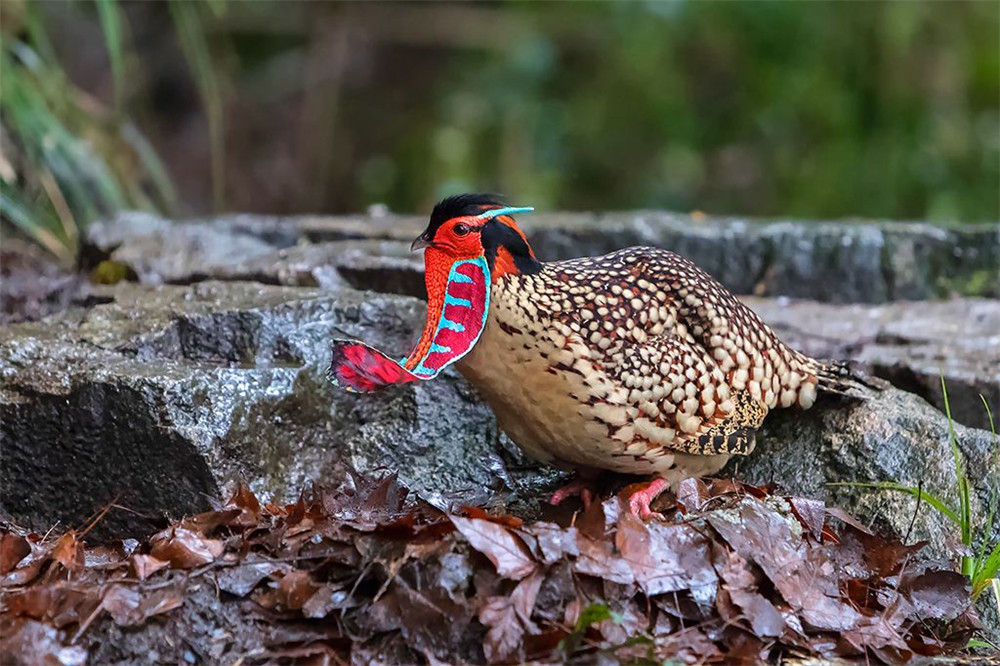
xmin=408 ymin=256 xmax=491 ymax=378
xmin=444 ymin=294 xmax=472 ymax=307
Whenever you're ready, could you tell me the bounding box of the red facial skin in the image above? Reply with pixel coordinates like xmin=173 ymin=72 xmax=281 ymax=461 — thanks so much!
xmin=422 ymin=216 xmax=488 ymax=259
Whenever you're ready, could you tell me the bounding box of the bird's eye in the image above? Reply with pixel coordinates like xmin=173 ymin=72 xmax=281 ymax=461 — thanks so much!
xmin=454 ymin=224 xmax=471 ymax=237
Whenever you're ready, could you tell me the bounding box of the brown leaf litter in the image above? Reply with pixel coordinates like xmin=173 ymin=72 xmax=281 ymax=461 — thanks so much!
xmin=0 ymin=473 xmax=984 ymax=664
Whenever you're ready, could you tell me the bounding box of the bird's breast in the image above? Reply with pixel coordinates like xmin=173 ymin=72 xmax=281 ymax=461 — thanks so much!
xmin=456 ymin=287 xmax=657 ymax=473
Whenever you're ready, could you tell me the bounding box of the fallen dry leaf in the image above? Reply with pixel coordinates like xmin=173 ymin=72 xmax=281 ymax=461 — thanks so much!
xmin=215 ymin=558 xmax=288 ymax=597
xmin=225 ymin=483 xmax=262 ymax=529
xmin=302 ymin=583 xmax=355 ymax=618
xmin=902 ymin=570 xmax=970 ymax=622
xmin=0 ymin=533 xmax=31 ymax=574
xmin=51 ymin=531 xmax=84 ymax=572
xmin=478 ymin=572 xmax=544 ymax=662
xmin=716 ymin=549 xmax=786 ymax=638
xmin=479 ymin=596 xmax=523 ymax=663
xmin=130 ymin=554 xmax=170 ymax=581
xmin=788 ymin=496 xmax=826 ymax=541
xmin=149 ymin=526 xmax=224 ymax=568
xmin=617 ymin=510 xmax=717 ymax=600
xmin=103 ymin=584 xmax=183 ymax=626
xmin=0 ymin=618 xmax=88 ymax=665
xmin=520 ymin=522 xmax=579 ymax=565
xmin=708 ymin=497 xmax=863 ymax=632
xmin=574 ymin=533 xmax=635 ymax=584
xmin=102 ymin=585 xmax=143 ymax=625
xmin=676 ymin=477 xmax=710 ymax=513
xmin=0 ymin=473 xmax=978 ymax=665
xmin=450 ymin=516 xmax=536 ymax=580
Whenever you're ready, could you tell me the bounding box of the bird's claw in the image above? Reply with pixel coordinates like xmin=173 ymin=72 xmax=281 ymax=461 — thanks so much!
xmin=626 ymin=478 xmax=670 ymax=521
xmin=549 ymin=478 xmax=596 ymax=509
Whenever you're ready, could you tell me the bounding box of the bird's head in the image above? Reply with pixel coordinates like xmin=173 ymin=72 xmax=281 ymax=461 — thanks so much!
xmin=410 ymin=193 xmax=539 ymax=279
xmin=327 ymin=194 xmax=536 ymax=392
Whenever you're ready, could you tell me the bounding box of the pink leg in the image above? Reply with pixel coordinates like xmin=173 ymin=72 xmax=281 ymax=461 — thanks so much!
xmin=549 ymin=477 xmax=596 ymax=509
xmin=627 ymin=478 xmax=671 ymax=520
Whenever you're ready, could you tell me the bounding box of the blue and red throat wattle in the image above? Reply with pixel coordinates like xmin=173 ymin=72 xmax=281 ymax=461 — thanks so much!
xmin=327 ymin=205 xmax=532 ymax=392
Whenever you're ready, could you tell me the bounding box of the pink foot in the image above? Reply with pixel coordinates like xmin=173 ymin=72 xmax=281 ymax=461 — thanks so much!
xmin=549 ymin=477 xmax=597 ymax=509
xmin=627 ymin=478 xmax=671 ymax=520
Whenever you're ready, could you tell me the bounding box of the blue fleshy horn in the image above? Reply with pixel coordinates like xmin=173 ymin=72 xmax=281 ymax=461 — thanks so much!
xmin=476 ymin=206 xmax=534 ymax=220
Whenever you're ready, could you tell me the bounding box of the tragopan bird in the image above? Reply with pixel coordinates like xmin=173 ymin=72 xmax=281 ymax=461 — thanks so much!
xmin=329 ymin=194 xmax=847 ymax=518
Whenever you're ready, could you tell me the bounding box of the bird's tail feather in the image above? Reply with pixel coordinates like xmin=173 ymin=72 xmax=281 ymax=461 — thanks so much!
xmin=815 ymin=360 xmax=882 ymax=398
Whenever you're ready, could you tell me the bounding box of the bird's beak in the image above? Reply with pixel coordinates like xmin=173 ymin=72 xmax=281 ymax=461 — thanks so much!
xmin=410 ymin=234 xmax=432 ymax=252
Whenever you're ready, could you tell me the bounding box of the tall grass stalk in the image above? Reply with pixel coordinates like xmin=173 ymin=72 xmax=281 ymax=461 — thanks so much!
xmin=0 ymin=0 xmax=222 ymax=264
xmin=169 ymin=0 xmax=226 ymax=211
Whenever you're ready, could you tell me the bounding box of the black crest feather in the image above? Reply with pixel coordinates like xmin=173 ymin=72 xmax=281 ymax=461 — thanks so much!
xmin=427 ymin=193 xmax=506 ymax=234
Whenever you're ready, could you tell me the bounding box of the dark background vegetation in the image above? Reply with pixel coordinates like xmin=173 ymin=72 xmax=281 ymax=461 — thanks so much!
xmin=2 ymin=0 xmax=998 ymax=262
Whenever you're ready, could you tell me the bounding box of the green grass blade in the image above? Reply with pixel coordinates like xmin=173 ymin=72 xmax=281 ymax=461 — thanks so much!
xmin=95 ymin=0 xmax=126 ymax=112
xmin=21 ymin=2 xmax=59 ymax=78
xmin=828 ymin=481 xmax=960 ymax=525
xmin=974 ymin=502 xmax=997 ymax=570
xmin=941 ymin=376 xmax=972 ymax=547
xmin=981 ymin=394 xmax=997 ymax=450
xmin=0 ymin=187 xmax=74 ymax=264
xmin=120 ymin=122 xmax=177 ymax=212
xmin=169 ymin=0 xmax=225 ymax=210
xmin=971 ymin=540 xmax=1000 ymax=598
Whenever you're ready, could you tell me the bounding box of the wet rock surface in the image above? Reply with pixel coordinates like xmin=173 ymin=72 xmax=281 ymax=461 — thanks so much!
xmin=0 ymin=282 xmax=995 ymax=557
xmin=732 ymin=382 xmax=999 ymax=558
xmin=745 ymin=297 xmax=1000 ymax=431
xmin=1 ymin=238 xmax=91 ymax=326
xmin=0 ymin=281 xmax=513 ymax=539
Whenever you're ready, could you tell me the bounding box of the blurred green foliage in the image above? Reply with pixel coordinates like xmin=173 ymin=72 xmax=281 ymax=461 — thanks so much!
xmin=0 ymin=0 xmax=177 ymax=263
xmin=1 ymin=1 xmax=997 ymax=263
xmin=400 ymin=1 xmax=998 ymax=221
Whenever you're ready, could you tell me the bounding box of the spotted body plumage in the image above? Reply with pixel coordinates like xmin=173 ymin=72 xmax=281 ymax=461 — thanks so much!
xmin=329 ymin=194 xmax=845 ymax=515
xmin=457 ymin=246 xmax=821 ymax=481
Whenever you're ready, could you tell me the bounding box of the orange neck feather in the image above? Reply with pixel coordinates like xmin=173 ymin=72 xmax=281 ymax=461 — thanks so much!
xmin=405 ymin=248 xmax=455 ymax=370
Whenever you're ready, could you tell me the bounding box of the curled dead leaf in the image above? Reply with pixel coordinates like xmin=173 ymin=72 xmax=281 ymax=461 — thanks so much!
xmin=788 ymin=497 xmax=825 ymax=542
xmin=259 ymin=570 xmax=318 ymax=611
xmin=216 ymin=558 xmax=288 ymax=597
xmin=149 ymin=526 xmax=224 ymax=568
xmin=52 ymin=531 xmax=84 ymax=572
xmin=103 ymin=585 xmax=183 ymax=626
xmin=0 ymin=532 xmax=31 ymax=574
xmin=676 ymin=477 xmax=709 ymax=513
xmin=225 ymin=483 xmax=262 ymax=529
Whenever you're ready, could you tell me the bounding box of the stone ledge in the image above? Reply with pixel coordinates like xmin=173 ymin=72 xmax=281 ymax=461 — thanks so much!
xmin=83 ymin=212 xmax=1000 ymax=429
xmin=87 ymin=211 xmax=999 ymax=303
xmin=1 ymin=279 xmax=997 ymax=559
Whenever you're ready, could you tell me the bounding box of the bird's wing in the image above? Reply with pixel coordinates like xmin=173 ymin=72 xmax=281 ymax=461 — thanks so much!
xmin=604 ymin=333 xmax=763 ymax=456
